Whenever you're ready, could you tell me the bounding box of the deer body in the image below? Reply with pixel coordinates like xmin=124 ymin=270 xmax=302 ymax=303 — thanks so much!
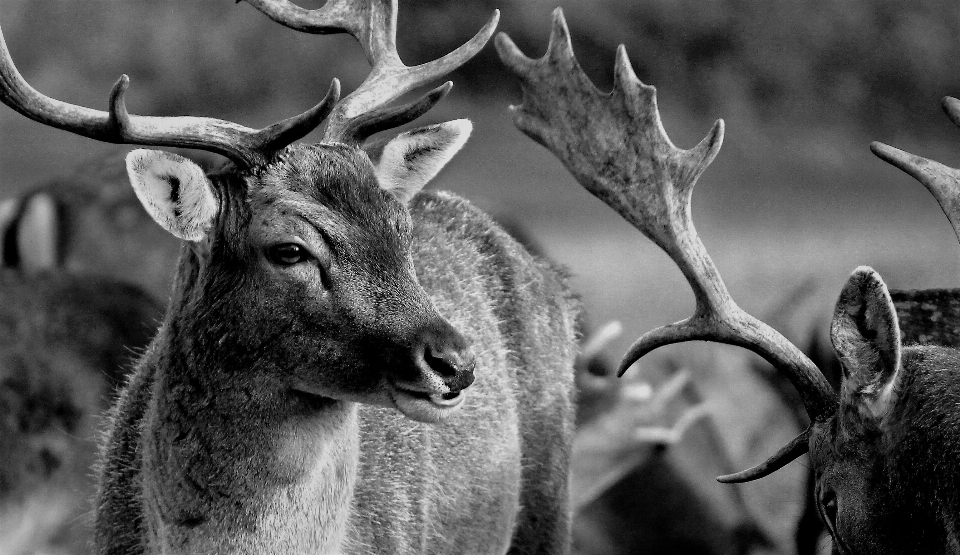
xmin=0 ymin=270 xmax=161 ymax=555
xmin=94 ymin=148 xmax=578 ymax=554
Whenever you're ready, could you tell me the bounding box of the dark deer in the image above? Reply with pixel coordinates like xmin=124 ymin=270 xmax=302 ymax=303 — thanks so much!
xmin=0 ymin=2 xmax=583 ymax=554
xmin=498 ymin=9 xmax=960 ymax=555
xmin=0 ymin=271 xmax=161 ymax=555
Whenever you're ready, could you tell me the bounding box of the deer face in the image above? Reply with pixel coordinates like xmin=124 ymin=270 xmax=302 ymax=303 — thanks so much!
xmin=810 ymin=410 xmax=898 ymax=555
xmin=125 ymin=121 xmax=477 ymax=423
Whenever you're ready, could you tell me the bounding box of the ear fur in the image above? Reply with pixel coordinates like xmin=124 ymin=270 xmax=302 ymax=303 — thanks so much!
xmin=830 ymin=266 xmax=903 ymax=419
xmin=368 ymin=119 xmax=472 ymax=204
xmin=126 ymin=149 xmax=218 ymax=241
xmin=16 ymin=193 xmax=60 ymax=274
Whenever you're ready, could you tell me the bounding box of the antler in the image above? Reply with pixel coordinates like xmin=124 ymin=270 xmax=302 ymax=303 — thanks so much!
xmin=871 ymin=97 xmax=960 ymax=243
xmin=497 ymin=8 xmax=837 ymax=482
xmin=242 ymin=0 xmax=499 ymax=144
xmin=0 ymin=22 xmax=339 ymax=170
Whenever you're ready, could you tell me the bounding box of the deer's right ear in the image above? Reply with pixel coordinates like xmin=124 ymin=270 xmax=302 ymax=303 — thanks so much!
xmin=125 ymin=149 xmax=218 ymax=241
xmin=830 ymin=266 xmax=902 ymax=419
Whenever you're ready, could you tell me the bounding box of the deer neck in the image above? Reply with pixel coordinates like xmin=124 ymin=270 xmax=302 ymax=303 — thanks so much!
xmin=141 ymin=279 xmax=361 ymax=554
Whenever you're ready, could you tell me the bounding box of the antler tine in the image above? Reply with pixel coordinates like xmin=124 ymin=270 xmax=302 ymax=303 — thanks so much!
xmin=242 ymin=0 xmax=499 ymax=143
xmin=870 ymin=96 xmax=960 ymax=243
xmin=496 ymin=8 xmax=835 ymax=422
xmin=716 ymin=428 xmax=811 ymax=483
xmin=0 ymin=23 xmax=339 ymax=169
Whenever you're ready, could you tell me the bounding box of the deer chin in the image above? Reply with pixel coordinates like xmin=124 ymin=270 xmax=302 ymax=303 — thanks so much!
xmin=385 ymin=382 xmax=466 ymax=423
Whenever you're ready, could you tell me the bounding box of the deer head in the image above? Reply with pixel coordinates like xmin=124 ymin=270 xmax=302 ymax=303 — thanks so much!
xmin=498 ymin=10 xmax=960 ymax=554
xmin=0 ymin=0 xmax=500 ymax=424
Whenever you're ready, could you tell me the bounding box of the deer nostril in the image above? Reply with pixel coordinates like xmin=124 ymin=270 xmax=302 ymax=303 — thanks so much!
xmin=424 ymin=347 xmax=459 ymax=377
xmin=421 ymin=342 xmax=475 ymax=391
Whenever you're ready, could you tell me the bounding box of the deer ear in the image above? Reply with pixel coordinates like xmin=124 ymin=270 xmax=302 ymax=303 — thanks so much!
xmin=830 ymin=266 xmax=902 ymax=418
xmin=369 ymin=119 xmax=472 ymax=204
xmin=125 ymin=149 xmax=218 ymax=241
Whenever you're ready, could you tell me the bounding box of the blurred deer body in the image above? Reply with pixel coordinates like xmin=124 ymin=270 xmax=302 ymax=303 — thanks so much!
xmin=0 ymin=1 xmax=582 ymax=554
xmin=0 ymin=152 xmax=183 ymax=301
xmin=497 ymin=10 xmax=960 ymax=555
xmin=0 ymin=270 xmax=161 ymax=555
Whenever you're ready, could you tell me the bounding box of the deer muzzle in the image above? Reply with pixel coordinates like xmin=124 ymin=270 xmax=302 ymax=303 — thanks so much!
xmin=386 ymin=318 xmax=476 ymax=423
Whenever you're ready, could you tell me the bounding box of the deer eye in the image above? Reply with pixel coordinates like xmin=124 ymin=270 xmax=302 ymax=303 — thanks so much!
xmin=267 ymin=243 xmax=311 ymax=266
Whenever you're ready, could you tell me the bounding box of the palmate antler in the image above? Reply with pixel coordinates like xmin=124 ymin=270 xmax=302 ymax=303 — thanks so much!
xmin=496 ymin=8 xmax=837 ymax=482
xmin=0 ymin=0 xmax=497 ymax=169
xmin=871 ymin=97 xmax=960 ymax=243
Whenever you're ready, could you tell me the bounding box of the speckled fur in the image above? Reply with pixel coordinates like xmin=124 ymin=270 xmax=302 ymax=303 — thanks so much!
xmin=94 ymin=143 xmax=579 ymax=555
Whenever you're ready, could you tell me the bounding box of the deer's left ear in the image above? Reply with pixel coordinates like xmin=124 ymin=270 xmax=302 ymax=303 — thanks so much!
xmin=367 ymin=120 xmax=472 ymax=204
xmin=830 ymin=266 xmax=903 ymax=419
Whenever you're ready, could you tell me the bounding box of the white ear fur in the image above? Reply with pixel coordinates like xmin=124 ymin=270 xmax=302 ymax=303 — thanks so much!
xmin=372 ymin=119 xmax=472 ymax=204
xmin=125 ymin=149 xmax=218 ymax=241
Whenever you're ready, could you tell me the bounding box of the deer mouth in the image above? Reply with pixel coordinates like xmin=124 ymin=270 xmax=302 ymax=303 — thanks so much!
xmin=386 ymin=382 xmax=466 ymax=423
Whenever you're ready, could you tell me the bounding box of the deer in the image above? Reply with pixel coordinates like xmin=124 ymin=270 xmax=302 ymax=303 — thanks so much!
xmin=0 ymin=151 xmax=184 ymax=302
xmin=0 ymin=270 xmax=161 ymax=555
xmin=0 ymin=1 xmax=584 ymax=554
xmin=497 ymin=9 xmax=960 ymax=555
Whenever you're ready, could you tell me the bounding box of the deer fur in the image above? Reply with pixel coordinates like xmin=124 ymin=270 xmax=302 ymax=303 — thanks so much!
xmin=811 ymin=266 xmax=960 ymax=555
xmin=93 ymin=122 xmax=580 ymax=554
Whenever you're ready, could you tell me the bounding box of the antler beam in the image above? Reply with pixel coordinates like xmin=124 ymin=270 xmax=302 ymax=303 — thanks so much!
xmin=871 ymin=97 xmax=960 ymax=243
xmin=496 ymin=8 xmax=837 ymax=481
xmin=0 ymin=23 xmax=338 ymax=169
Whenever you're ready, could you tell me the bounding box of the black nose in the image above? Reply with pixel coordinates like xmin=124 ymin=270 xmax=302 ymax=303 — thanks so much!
xmin=416 ymin=323 xmax=475 ymax=391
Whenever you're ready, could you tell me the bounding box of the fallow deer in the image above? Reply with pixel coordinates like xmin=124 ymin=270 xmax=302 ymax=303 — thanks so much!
xmin=0 ymin=271 xmax=161 ymax=555
xmin=498 ymin=9 xmax=960 ymax=554
xmin=0 ymin=2 xmax=582 ymax=554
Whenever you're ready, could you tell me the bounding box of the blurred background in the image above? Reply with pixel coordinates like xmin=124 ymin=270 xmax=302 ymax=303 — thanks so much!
xmin=2 ymin=0 xmax=960 ymax=553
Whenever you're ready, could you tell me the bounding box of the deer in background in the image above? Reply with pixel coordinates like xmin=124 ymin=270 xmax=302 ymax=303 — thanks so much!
xmin=0 ymin=1 xmax=583 ymax=554
xmin=498 ymin=9 xmax=960 ymax=555
xmin=0 ymin=271 xmax=161 ymax=555
xmin=0 ymin=152 xmax=185 ymax=301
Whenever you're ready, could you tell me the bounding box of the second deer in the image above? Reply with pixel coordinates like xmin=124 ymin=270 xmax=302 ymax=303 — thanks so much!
xmin=498 ymin=10 xmax=960 ymax=555
xmin=0 ymin=1 xmax=582 ymax=554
